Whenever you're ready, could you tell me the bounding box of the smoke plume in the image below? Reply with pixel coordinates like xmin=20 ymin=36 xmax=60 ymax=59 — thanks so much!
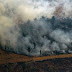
xmin=0 ymin=0 xmax=72 ymax=56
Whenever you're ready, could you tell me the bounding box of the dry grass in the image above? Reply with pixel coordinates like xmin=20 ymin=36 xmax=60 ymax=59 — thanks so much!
xmin=0 ymin=49 xmax=72 ymax=64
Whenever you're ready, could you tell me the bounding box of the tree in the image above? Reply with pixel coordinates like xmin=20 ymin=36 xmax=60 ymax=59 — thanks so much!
xmin=27 ymin=47 xmax=31 ymax=53
xmin=51 ymin=16 xmax=55 ymax=24
xmin=40 ymin=50 xmax=42 ymax=56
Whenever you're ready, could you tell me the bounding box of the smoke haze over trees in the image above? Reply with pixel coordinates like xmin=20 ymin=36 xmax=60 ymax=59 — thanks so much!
xmin=0 ymin=0 xmax=72 ymax=56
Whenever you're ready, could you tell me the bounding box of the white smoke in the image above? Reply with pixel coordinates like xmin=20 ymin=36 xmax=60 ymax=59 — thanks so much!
xmin=0 ymin=0 xmax=72 ymax=56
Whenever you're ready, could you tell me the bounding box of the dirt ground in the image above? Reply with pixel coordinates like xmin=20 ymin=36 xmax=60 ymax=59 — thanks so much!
xmin=0 ymin=57 xmax=72 ymax=72
xmin=0 ymin=49 xmax=72 ymax=72
xmin=1 ymin=49 xmax=72 ymax=64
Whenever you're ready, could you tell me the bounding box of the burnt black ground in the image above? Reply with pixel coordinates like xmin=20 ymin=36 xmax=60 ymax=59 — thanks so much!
xmin=0 ymin=57 xmax=72 ymax=72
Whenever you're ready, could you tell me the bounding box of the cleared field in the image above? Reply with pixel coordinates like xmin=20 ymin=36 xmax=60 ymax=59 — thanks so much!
xmin=0 ymin=49 xmax=72 ymax=64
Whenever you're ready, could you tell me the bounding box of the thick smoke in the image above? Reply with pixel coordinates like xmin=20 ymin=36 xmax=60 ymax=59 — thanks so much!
xmin=0 ymin=0 xmax=72 ymax=56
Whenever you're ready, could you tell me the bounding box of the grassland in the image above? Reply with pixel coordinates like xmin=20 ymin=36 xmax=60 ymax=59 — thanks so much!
xmin=0 ymin=49 xmax=72 ymax=64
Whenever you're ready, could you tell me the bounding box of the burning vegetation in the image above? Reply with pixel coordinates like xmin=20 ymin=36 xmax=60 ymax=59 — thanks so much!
xmin=0 ymin=0 xmax=72 ymax=56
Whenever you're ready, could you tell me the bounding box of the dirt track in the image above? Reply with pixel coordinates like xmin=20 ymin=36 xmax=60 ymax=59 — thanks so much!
xmin=0 ymin=49 xmax=72 ymax=64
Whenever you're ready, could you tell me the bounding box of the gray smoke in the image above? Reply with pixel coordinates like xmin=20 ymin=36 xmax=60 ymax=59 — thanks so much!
xmin=0 ymin=0 xmax=72 ymax=56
